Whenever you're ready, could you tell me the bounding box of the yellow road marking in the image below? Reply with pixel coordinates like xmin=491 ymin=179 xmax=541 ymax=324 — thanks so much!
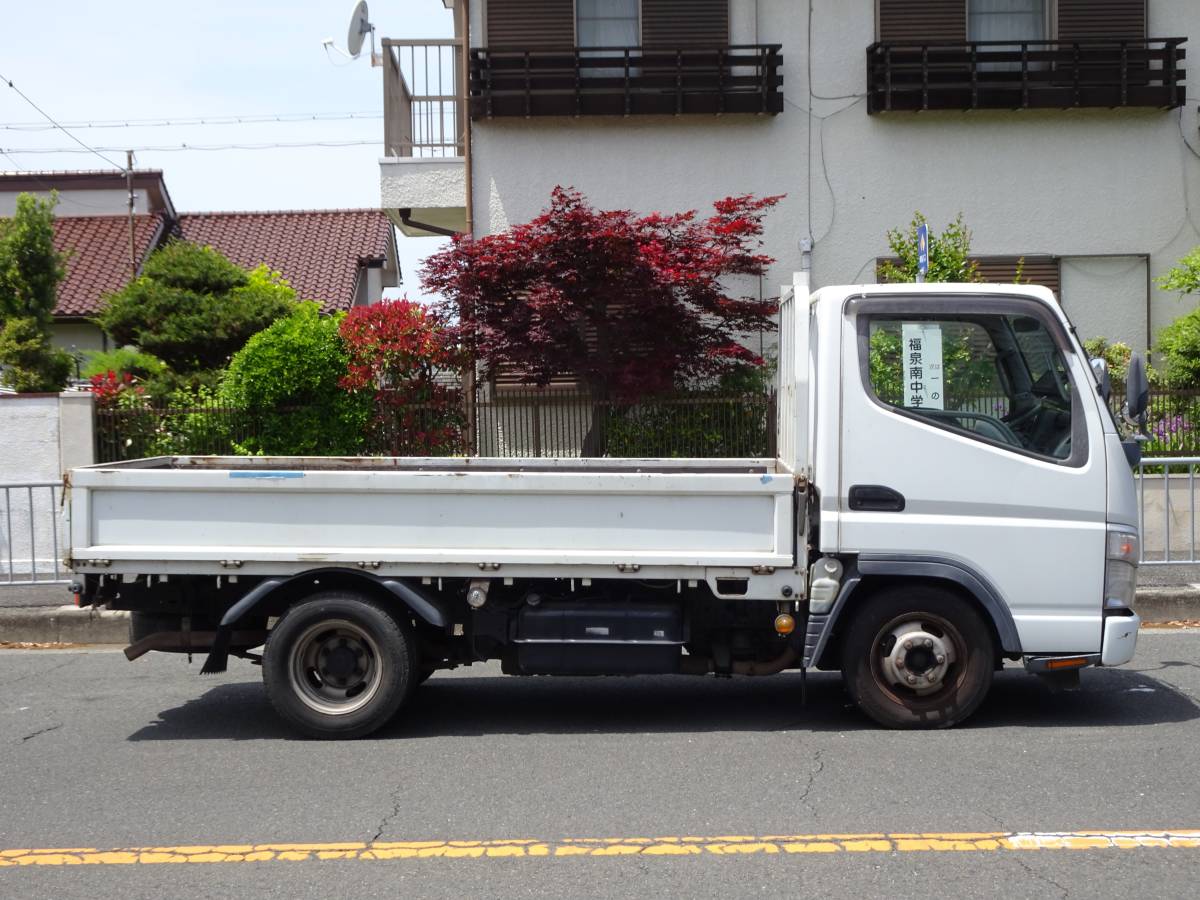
xmin=2 ymin=831 xmax=1199 ymax=867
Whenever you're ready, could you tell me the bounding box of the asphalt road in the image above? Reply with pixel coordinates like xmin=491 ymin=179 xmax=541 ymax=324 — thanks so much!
xmin=2 ymin=633 xmax=1199 ymax=899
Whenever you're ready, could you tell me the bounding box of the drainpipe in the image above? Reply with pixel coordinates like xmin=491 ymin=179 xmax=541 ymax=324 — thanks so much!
xmin=459 ymin=0 xmax=477 ymax=453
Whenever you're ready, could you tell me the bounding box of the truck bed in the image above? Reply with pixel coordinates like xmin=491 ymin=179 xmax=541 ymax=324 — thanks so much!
xmin=67 ymin=456 xmax=798 ymax=578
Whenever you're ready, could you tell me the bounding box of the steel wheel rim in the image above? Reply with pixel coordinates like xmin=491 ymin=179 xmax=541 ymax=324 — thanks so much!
xmin=869 ymin=611 xmax=967 ymax=705
xmin=288 ymin=618 xmax=384 ymax=716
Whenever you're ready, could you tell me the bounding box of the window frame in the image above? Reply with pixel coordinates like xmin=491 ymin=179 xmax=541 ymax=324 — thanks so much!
xmin=850 ymin=293 xmax=1090 ymax=468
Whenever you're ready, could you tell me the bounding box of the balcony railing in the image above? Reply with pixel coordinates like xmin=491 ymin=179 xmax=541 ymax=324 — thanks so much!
xmin=383 ymin=39 xmax=464 ymax=157
xmin=867 ymin=38 xmax=1186 ymax=113
xmin=469 ymin=44 xmax=783 ymax=118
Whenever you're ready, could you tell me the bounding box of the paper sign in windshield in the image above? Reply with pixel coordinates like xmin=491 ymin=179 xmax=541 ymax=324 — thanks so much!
xmin=902 ymin=323 xmax=944 ymax=411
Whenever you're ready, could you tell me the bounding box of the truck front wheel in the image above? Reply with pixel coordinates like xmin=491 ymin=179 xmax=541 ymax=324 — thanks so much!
xmin=263 ymin=592 xmax=415 ymax=739
xmin=841 ymin=586 xmax=994 ymax=729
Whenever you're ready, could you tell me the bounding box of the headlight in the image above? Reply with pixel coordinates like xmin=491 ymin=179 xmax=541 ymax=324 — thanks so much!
xmin=1103 ymin=529 xmax=1139 ymax=610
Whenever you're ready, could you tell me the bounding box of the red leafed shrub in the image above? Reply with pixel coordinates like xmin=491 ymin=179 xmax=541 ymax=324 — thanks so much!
xmin=88 ymin=370 xmax=144 ymax=409
xmin=421 ymin=187 xmax=781 ymax=400
xmin=338 ymin=299 xmax=466 ymax=456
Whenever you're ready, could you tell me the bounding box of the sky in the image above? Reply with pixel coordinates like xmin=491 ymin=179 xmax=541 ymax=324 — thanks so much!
xmin=0 ymin=0 xmax=455 ymax=300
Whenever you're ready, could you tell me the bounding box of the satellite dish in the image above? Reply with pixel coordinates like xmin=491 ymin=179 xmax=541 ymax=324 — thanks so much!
xmin=347 ymin=1 xmax=373 ymax=58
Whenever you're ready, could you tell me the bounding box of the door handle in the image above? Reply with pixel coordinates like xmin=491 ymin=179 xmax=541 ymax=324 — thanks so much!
xmin=848 ymin=484 xmax=906 ymax=512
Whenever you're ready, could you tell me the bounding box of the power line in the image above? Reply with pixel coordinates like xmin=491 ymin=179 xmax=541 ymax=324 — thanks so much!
xmin=0 ymin=71 xmax=125 ymax=170
xmin=0 ymin=111 xmax=384 ymax=131
xmin=2 ymin=139 xmax=381 ymax=154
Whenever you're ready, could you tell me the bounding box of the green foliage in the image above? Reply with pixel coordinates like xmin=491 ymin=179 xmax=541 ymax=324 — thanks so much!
xmin=96 ymin=241 xmax=295 ymax=377
xmin=877 ymin=212 xmax=981 ymax=284
xmin=1157 ymin=246 xmax=1200 ymax=295
xmin=1154 ymin=307 xmax=1200 ymax=388
xmin=0 ymin=317 xmax=72 ymax=391
xmin=605 ymin=364 xmax=775 ymax=457
xmin=81 ymin=347 xmax=168 ymax=382
xmin=1082 ymin=337 xmax=1134 ymax=384
xmin=220 ymin=302 xmax=368 ymax=455
xmin=0 ymin=193 xmax=64 ymax=326
xmin=0 ymin=193 xmax=71 ymax=392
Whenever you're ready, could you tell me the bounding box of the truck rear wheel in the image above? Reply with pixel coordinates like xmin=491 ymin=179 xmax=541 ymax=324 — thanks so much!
xmin=263 ymin=591 xmax=415 ymax=739
xmin=841 ymin=586 xmax=994 ymax=729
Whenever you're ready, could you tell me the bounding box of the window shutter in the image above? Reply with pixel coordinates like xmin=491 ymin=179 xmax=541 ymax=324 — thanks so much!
xmin=877 ymin=0 xmax=967 ymax=43
xmin=486 ymin=0 xmax=575 ymax=48
xmin=1056 ymin=0 xmax=1146 ymax=41
xmin=874 ymin=255 xmax=1061 ymax=299
xmin=973 ymin=256 xmax=1061 ymax=299
xmin=642 ymin=0 xmax=729 ymax=47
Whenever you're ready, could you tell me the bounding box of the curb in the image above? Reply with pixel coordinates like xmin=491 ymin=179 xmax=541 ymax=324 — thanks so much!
xmin=0 ymin=606 xmax=129 ymax=645
xmin=1132 ymin=587 xmax=1200 ymax=623
xmin=0 ymin=589 xmax=1197 ymax=647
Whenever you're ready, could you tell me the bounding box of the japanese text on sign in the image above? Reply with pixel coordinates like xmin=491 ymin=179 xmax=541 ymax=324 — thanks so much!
xmin=901 ymin=323 xmax=944 ymax=410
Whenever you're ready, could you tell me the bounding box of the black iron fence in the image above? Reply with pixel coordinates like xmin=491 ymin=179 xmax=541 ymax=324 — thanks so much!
xmin=94 ymin=391 xmax=776 ymax=463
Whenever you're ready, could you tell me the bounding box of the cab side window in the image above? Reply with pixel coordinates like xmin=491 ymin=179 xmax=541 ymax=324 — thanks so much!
xmin=865 ymin=314 xmax=1075 ymax=461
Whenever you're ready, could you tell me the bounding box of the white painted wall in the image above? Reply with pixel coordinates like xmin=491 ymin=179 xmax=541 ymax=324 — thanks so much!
xmin=0 ymin=393 xmax=93 ymax=579
xmin=454 ymin=0 xmax=1200 ymax=355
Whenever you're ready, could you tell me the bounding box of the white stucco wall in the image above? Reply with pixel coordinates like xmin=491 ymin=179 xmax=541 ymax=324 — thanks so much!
xmin=456 ymin=0 xmax=1200 ymax=354
xmin=0 ymin=393 xmax=93 ymax=579
xmin=0 ymin=188 xmax=152 ymax=218
xmin=51 ymin=323 xmax=109 ymax=356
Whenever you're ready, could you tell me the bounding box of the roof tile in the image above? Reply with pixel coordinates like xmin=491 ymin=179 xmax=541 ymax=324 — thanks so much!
xmin=176 ymin=209 xmax=393 ymax=314
xmin=52 ymin=214 xmax=165 ymax=318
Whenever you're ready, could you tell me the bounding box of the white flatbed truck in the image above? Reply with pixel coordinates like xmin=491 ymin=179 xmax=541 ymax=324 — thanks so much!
xmin=67 ymin=281 xmax=1145 ymax=737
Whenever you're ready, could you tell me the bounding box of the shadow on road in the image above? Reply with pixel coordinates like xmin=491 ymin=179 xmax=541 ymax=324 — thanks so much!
xmin=126 ymin=664 xmax=1199 ymax=741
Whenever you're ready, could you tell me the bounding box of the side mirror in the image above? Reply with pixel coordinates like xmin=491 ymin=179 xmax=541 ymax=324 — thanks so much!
xmin=1124 ymin=352 xmax=1149 ymax=431
xmin=1089 ymin=357 xmax=1112 ymax=403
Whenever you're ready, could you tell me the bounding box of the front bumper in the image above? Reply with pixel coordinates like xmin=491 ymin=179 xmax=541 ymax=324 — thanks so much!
xmin=1101 ymin=610 xmax=1140 ymax=667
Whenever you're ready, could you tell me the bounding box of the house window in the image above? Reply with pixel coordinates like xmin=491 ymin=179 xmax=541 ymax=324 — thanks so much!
xmin=576 ymin=0 xmax=640 ymax=47
xmin=967 ymin=0 xmax=1046 ymax=44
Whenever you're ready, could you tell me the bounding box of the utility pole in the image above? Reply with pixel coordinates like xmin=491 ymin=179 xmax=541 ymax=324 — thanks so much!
xmin=126 ymin=150 xmax=136 ymax=278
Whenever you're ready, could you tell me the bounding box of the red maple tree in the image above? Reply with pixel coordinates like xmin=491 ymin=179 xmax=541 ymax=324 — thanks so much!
xmin=421 ymin=187 xmax=781 ymax=400
xmin=339 ymin=299 xmax=465 ymax=455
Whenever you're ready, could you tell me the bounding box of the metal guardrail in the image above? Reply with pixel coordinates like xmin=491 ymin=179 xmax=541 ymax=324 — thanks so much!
xmin=1136 ymin=457 xmax=1200 ymax=566
xmin=0 ymin=482 xmax=69 ymax=586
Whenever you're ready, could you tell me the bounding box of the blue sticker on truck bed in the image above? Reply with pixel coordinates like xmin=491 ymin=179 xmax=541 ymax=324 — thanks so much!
xmin=228 ymin=471 xmax=305 ymax=479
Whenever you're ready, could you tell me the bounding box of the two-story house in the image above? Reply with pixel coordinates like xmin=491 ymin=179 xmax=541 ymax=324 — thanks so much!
xmin=381 ymin=0 xmax=1195 ymax=353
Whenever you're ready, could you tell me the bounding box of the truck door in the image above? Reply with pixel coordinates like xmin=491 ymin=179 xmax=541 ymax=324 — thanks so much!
xmin=838 ymin=294 xmax=1108 ymax=654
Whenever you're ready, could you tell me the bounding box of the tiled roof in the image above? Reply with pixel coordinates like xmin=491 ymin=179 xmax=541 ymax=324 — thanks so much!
xmin=177 ymin=209 xmax=394 ymax=314
xmin=52 ymin=214 xmax=166 ymax=317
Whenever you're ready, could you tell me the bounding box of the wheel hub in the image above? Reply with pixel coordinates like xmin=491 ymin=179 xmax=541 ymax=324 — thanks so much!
xmin=879 ymin=621 xmax=955 ymax=696
xmin=290 ymin=620 xmax=382 ymax=716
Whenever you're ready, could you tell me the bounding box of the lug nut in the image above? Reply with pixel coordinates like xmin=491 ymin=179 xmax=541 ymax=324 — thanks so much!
xmin=895 ymin=658 xmax=905 ymax=669
xmin=927 ymin=673 xmax=938 ymax=682
xmin=924 ymin=638 xmax=934 ymax=648
xmin=903 ymin=640 xmax=913 ymax=650
xmin=936 ymin=655 xmax=945 ymax=664
xmin=906 ymin=675 xmax=917 ymax=684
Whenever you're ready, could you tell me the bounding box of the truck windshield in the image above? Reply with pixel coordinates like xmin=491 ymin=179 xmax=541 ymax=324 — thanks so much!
xmin=865 ymin=313 xmax=1075 ymax=460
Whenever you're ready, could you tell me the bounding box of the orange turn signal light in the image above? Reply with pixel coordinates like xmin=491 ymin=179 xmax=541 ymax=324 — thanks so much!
xmin=1046 ymin=657 xmax=1089 ymax=671
xmin=774 ymin=614 xmax=796 ymax=636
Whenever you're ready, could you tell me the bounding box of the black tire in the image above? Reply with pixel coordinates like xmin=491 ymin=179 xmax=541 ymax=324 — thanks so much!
xmin=263 ymin=591 xmax=416 ymax=739
xmin=841 ymin=585 xmax=995 ymax=729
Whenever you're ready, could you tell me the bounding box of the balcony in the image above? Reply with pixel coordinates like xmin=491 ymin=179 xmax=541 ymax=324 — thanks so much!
xmin=867 ymin=38 xmax=1186 ymax=114
xmin=380 ymin=38 xmax=467 ymax=237
xmin=469 ymin=44 xmax=783 ymax=118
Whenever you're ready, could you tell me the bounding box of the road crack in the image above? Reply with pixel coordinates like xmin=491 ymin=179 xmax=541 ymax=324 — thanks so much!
xmin=21 ymin=722 xmax=62 ymax=742
xmin=0 ymin=656 xmax=81 ymax=689
xmin=370 ymin=784 xmax=404 ymax=843
xmin=985 ymin=811 xmax=1071 ymax=899
xmin=796 ymin=748 xmax=824 ymax=816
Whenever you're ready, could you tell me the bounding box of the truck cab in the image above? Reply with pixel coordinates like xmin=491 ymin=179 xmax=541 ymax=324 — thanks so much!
xmin=801 ymin=282 xmax=1140 ymax=726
